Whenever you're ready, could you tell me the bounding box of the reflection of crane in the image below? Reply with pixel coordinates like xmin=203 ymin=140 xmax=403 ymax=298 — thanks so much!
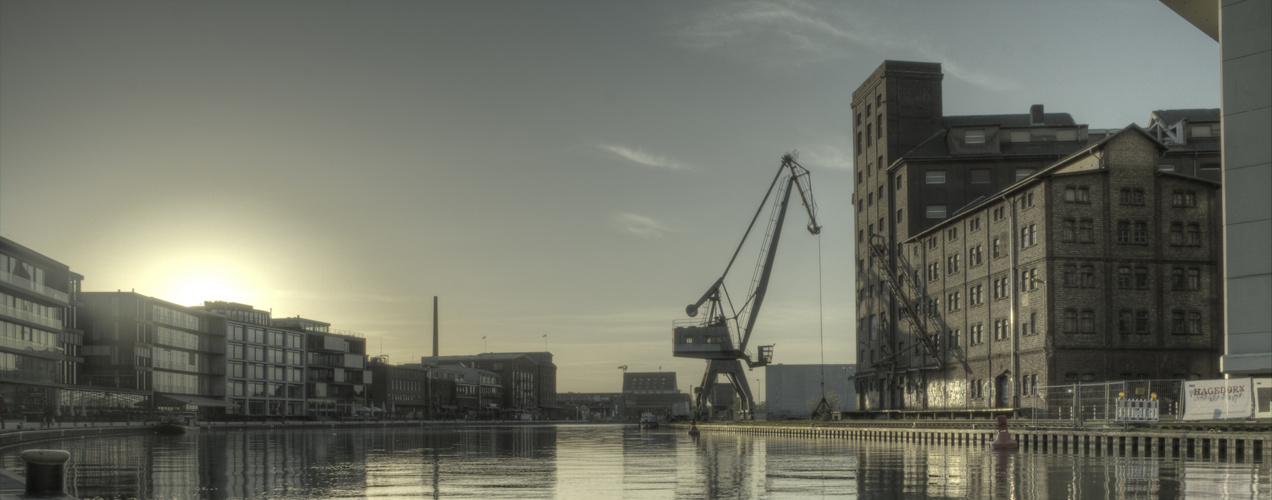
xmin=673 ymin=153 xmax=820 ymax=420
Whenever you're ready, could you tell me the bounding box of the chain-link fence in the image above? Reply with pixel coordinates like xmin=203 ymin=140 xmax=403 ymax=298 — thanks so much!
xmin=1033 ymin=380 xmax=1183 ymax=423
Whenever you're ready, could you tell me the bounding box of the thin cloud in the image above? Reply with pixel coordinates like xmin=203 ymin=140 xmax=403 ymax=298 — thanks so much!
xmin=613 ymin=212 xmax=676 ymax=238
xmin=792 ymin=146 xmax=852 ymax=171
xmin=675 ymin=1 xmax=1020 ymax=91
xmin=598 ymin=144 xmax=691 ymax=170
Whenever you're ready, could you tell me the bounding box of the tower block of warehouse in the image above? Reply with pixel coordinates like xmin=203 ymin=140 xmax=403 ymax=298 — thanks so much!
xmin=851 ymin=60 xmax=1223 ymax=413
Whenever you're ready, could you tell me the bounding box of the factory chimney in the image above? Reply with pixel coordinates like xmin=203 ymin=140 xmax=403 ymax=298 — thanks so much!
xmin=433 ymin=296 xmax=439 ymax=357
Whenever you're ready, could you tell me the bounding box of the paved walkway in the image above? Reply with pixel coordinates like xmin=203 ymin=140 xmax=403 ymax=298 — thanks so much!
xmin=0 ymin=466 xmax=23 ymax=500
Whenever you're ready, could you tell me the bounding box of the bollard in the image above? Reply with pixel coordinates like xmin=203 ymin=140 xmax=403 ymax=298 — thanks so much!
xmin=991 ymin=415 xmax=1018 ymax=450
xmin=20 ymin=449 xmax=73 ymax=499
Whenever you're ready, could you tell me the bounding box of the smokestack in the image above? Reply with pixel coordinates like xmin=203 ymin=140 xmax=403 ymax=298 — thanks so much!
xmin=433 ymin=296 xmax=439 ymax=357
xmin=1030 ymin=104 xmax=1044 ymax=125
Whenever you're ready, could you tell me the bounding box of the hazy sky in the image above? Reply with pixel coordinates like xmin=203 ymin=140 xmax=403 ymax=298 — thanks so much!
xmin=0 ymin=0 xmax=1217 ymax=394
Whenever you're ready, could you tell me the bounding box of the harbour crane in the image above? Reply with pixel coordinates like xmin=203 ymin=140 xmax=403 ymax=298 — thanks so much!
xmin=673 ymin=153 xmax=821 ymax=420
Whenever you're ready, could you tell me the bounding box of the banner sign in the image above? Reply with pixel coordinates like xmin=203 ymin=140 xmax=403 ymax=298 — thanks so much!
xmin=1181 ymin=378 xmax=1253 ymax=421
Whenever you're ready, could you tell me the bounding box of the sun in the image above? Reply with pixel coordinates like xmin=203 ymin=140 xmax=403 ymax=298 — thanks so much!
xmin=169 ymin=275 xmax=245 ymax=307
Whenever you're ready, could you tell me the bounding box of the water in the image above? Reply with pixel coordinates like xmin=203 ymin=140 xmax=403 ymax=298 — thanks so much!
xmin=3 ymin=424 xmax=1269 ymax=499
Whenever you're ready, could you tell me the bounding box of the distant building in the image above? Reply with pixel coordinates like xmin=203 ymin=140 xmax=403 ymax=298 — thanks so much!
xmin=556 ymin=392 xmax=621 ymax=420
xmin=620 ymin=371 xmax=691 ymax=421
xmin=0 ymin=237 xmax=83 ymax=420
xmin=420 ymin=352 xmax=557 ymax=418
xmin=765 ymin=364 xmax=856 ymax=419
xmin=273 ymin=316 xmax=369 ymax=419
xmin=852 ymin=61 xmax=1224 ymax=412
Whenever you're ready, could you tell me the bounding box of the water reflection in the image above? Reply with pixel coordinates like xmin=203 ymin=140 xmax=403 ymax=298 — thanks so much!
xmin=2 ymin=425 xmax=1268 ymax=499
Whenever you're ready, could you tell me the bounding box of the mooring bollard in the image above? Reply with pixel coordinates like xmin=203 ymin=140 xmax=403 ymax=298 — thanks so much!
xmin=20 ymin=449 xmax=73 ymax=499
xmin=991 ymin=415 xmax=1018 ymax=450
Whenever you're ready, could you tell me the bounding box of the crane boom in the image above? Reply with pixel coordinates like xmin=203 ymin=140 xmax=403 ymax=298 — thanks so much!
xmin=671 ymin=152 xmax=821 ymax=421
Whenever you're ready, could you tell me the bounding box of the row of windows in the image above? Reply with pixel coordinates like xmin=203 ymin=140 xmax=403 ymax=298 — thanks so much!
xmin=924 ymin=169 xmax=1037 ymax=185
xmin=1062 ymin=308 xmax=1205 ymax=335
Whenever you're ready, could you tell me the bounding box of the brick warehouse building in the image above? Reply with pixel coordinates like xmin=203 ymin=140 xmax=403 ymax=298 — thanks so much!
xmin=852 ymin=61 xmax=1223 ymax=412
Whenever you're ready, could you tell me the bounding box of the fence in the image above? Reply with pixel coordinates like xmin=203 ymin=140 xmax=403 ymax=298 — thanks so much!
xmin=1034 ymin=380 xmax=1183 ymax=423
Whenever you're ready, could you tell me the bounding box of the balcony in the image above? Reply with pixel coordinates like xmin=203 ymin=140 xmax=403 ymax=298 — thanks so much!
xmin=0 ymin=271 xmax=69 ymax=303
xmin=0 ymin=367 xmax=57 ymax=384
xmin=0 ymin=335 xmax=63 ymax=355
xmin=0 ymin=303 xmax=63 ymax=330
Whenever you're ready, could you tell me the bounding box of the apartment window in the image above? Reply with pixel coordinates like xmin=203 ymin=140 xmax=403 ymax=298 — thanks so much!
xmin=896 ymin=209 xmax=903 ymax=224
xmin=947 ymin=254 xmax=960 ymax=274
xmin=971 ymin=324 xmax=983 ymax=344
xmin=1187 ymin=268 xmax=1201 ymax=290
xmin=1171 ymin=310 xmax=1202 ymax=335
xmin=1010 ymin=130 xmax=1031 ymax=142
xmin=1080 ymin=265 xmax=1095 ymax=288
xmin=965 ymin=129 xmax=986 ymax=144
xmin=993 ymin=277 xmax=1008 ymax=300
xmin=1020 ymin=224 xmax=1036 ymax=248
xmin=1062 ymin=264 xmax=1078 ymax=287
xmin=926 ymin=170 xmax=946 ymax=184
xmin=1063 ymin=185 xmax=1090 ymax=203
xmin=926 ymin=205 xmax=947 ymax=219
xmin=857 ymin=132 xmax=863 ymax=152
xmin=1118 ymin=310 xmax=1134 ymax=335
xmin=867 ymin=192 xmax=873 ymax=206
xmin=1015 ymin=168 xmax=1036 ymax=181
xmin=970 ymin=217 xmax=981 ymax=232
xmin=928 ymin=237 xmax=938 ymax=249
xmin=1020 ymin=268 xmax=1038 ymax=292
xmin=1021 ymin=192 xmax=1035 ymax=208
xmin=867 ymin=124 xmax=873 ymax=146
xmin=1134 ymin=266 xmax=1149 ymax=289
xmin=969 ymin=245 xmax=983 ymax=267
xmin=856 ymin=112 xmax=862 ymax=127
xmin=1116 ymin=266 xmax=1132 ymax=289
xmin=992 ymin=238 xmax=1001 ymax=258
xmin=1120 ymin=188 xmax=1145 ymax=205
xmin=1062 ymin=219 xmax=1077 ymax=242
xmin=857 ymin=171 xmax=863 ymax=184
xmin=971 ymin=169 xmax=990 ymax=184
xmin=948 ymin=227 xmax=959 ymax=241
xmin=947 ymin=291 xmax=960 ymax=311
xmin=1063 ymin=309 xmax=1078 ymax=333
xmin=969 ymin=284 xmax=983 ymax=306
xmin=992 ymin=206 xmax=1006 ymax=221
xmin=949 ymin=329 xmax=961 ymax=349
xmin=1172 ymin=190 xmax=1197 ymax=208
xmin=1078 ymin=219 xmax=1093 ymax=243
xmin=877 ymin=114 xmax=883 ymax=138
xmin=896 ymin=173 xmax=903 ymax=191
xmin=1186 ymin=223 xmax=1201 ymax=246
xmin=1080 ymin=309 xmax=1095 ymax=334
xmin=877 ymin=155 xmax=883 ymax=172
xmin=1135 ymin=310 xmax=1150 ymax=334
xmin=927 ymin=263 xmax=939 ymax=281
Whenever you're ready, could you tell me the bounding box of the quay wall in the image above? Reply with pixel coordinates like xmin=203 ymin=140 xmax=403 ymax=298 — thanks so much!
xmin=677 ymin=423 xmax=1271 ymax=462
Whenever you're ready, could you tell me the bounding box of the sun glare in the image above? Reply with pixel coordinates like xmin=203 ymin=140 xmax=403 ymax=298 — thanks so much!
xmin=169 ymin=275 xmax=245 ymax=307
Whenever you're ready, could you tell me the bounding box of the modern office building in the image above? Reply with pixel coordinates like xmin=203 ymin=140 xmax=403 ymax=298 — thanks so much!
xmin=764 ymin=364 xmax=856 ymax=419
xmin=0 ymin=237 xmax=83 ymax=419
xmin=272 ymin=316 xmax=369 ymax=419
xmin=1160 ymin=0 xmax=1272 ymax=379
xmin=200 ymin=301 xmax=307 ymax=417
xmin=851 ymin=61 xmax=1224 ymax=411
xmin=79 ymin=291 xmax=232 ymax=413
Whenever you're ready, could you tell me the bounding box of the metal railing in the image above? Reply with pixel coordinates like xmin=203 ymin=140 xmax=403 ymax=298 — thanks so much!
xmin=0 ymin=270 xmax=69 ymax=302
xmin=1034 ymin=379 xmax=1183 ymax=423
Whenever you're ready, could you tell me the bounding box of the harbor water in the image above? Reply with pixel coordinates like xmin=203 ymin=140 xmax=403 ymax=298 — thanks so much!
xmin=2 ymin=423 xmax=1269 ymax=499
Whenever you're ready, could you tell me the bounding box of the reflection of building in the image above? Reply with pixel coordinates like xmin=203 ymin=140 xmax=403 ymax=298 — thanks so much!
xmin=620 ymin=372 xmax=691 ymax=420
xmin=420 ymin=352 xmax=558 ymax=418
xmin=556 ymin=392 xmax=620 ymax=420
xmin=1160 ymin=0 xmax=1272 ymax=379
xmin=201 ymin=301 xmax=306 ymax=417
xmin=852 ymin=61 xmax=1224 ymax=412
xmin=765 ymin=364 xmax=856 ymax=419
xmin=272 ymin=316 xmax=368 ymax=419
xmin=0 ymin=236 xmax=82 ymax=418
xmin=80 ymin=292 xmax=231 ymax=414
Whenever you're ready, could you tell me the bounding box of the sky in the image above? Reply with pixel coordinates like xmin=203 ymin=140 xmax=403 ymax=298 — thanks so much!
xmin=0 ymin=0 xmax=1218 ymax=395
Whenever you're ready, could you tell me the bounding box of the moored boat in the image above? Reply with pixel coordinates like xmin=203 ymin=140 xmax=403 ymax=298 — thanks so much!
xmin=639 ymin=412 xmax=659 ymax=430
